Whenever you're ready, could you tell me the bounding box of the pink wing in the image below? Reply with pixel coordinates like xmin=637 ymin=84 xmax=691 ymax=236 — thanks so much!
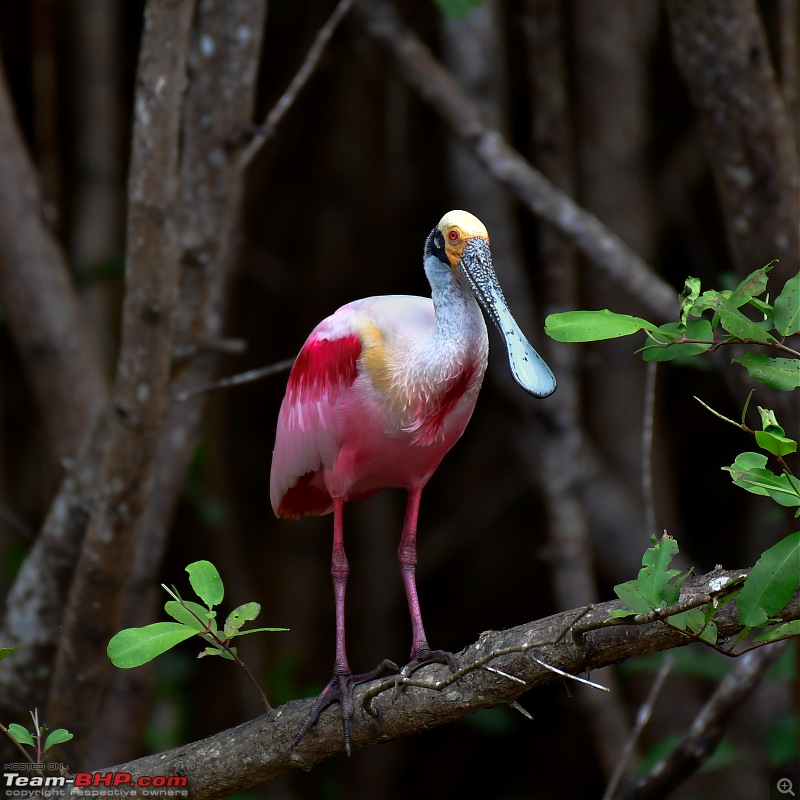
xmin=270 ymin=329 xmax=362 ymax=518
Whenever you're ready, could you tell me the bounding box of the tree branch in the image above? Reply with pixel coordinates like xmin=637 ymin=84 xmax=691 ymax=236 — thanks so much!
xmin=354 ymin=0 xmax=678 ymax=321
xmin=43 ymin=567 xmax=798 ymax=799
xmin=602 ymin=654 xmax=675 ymax=800
xmin=89 ymin=0 xmax=268 ymax=766
xmin=665 ymin=0 xmax=800 ymax=287
xmin=0 ymin=408 xmax=109 ymax=720
xmin=239 ymin=0 xmax=353 ymax=168
xmin=524 ymin=0 xmax=639 ymax=777
xmin=620 ymin=639 xmax=790 ymax=799
xmin=0 ymin=60 xmax=107 ymax=462
xmin=45 ymin=0 xmax=196 ymax=763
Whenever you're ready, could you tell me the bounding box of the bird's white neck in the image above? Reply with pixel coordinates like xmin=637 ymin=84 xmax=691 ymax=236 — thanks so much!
xmin=423 ymin=254 xmax=488 ymax=364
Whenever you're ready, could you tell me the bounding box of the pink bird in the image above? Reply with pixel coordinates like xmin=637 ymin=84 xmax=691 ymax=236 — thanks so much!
xmin=271 ymin=210 xmax=556 ymax=753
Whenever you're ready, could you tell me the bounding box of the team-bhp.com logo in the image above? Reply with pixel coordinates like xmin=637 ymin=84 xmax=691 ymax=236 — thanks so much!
xmin=4 ymin=767 xmax=187 ymax=797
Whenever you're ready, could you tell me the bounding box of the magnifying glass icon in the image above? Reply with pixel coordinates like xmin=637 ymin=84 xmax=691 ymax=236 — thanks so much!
xmin=778 ymin=778 xmax=796 ymax=796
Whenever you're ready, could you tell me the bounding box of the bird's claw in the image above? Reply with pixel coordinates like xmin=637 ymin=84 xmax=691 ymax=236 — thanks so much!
xmin=293 ymin=659 xmax=397 ymax=756
xmin=393 ymin=648 xmax=457 ymax=698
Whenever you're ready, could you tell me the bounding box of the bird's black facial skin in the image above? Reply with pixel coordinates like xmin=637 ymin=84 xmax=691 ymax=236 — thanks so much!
xmin=425 ymin=228 xmax=449 ymax=266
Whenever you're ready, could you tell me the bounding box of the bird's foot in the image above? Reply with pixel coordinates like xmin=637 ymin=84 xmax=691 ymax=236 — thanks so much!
xmin=394 ymin=648 xmax=458 ymax=697
xmin=293 ymin=659 xmax=397 ymax=756
xmin=406 ymin=647 xmax=458 ymax=674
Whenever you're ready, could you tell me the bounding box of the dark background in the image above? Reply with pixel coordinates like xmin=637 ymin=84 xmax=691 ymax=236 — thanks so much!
xmin=0 ymin=1 xmax=797 ymax=798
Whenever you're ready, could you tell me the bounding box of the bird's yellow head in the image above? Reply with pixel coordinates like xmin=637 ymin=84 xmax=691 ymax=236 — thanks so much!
xmin=424 ymin=209 xmax=557 ymax=398
xmin=433 ymin=210 xmax=489 ymax=271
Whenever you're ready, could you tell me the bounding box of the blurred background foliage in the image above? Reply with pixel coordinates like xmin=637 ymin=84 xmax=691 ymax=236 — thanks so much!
xmin=0 ymin=1 xmax=797 ymax=798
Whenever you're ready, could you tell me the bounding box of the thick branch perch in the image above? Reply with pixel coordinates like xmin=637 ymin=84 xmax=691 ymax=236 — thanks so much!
xmin=43 ymin=567 xmax=798 ymax=799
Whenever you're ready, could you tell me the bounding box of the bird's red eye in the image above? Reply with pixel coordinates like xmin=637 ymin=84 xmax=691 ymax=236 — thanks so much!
xmin=448 ymin=229 xmax=459 ymax=242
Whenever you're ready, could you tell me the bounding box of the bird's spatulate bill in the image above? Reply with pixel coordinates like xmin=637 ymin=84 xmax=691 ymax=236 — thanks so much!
xmin=491 ymin=297 xmax=557 ymax=398
xmin=458 ymin=239 xmax=556 ymax=398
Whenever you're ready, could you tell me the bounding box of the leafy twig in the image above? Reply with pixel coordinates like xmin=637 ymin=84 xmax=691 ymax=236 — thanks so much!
xmin=0 ymin=720 xmax=41 ymax=773
xmin=646 ymin=334 xmax=800 ymax=358
xmin=161 ymin=584 xmax=272 ymax=713
xmin=108 ymin=562 xmax=286 ymax=716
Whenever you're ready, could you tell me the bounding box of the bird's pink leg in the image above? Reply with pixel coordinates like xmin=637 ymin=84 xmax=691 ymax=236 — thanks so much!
xmin=399 ymin=487 xmax=457 ymax=674
xmin=331 ymin=496 xmax=350 ymax=674
xmin=293 ymin=498 xmax=395 ymax=755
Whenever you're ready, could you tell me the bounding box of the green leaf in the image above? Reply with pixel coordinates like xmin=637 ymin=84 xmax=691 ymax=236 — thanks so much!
xmin=199 ymin=646 xmax=236 ymax=661
xmin=544 ymin=309 xmax=659 ymax=342
xmin=613 ymin=579 xmax=652 ymax=615
xmin=694 ymin=291 xmax=777 ymax=343
xmin=667 ymin=609 xmax=690 ymax=630
xmin=107 ymin=622 xmax=198 ymax=668
xmin=737 ymin=532 xmax=800 ymax=627
xmin=729 ymin=265 xmax=773 ymax=308
xmin=432 ymin=0 xmax=484 ymax=18
xmin=0 ymin=645 xmax=18 ymax=663
xmin=224 ymin=602 xmax=261 ymax=638
xmin=756 ymin=406 xmax=784 ymax=434
xmin=753 ymin=406 xmax=797 ymax=457
xmin=679 ymin=277 xmax=702 ymax=326
xmin=754 ymin=620 xmax=800 ymax=643
xmin=699 ymin=618 xmax=718 ymax=644
xmin=755 ymin=430 xmax=797 ymax=458
xmin=164 ymin=600 xmax=216 ymax=634
xmin=727 ymin=450 xmax=769 ymax=473
xmin=723 ymin=452 xmax=796 ymax=502
xmin=607 ymin=608 xmax=639 ymax=620
xmin=43 ymin=729 xmax=73 ymax=751
xmin=186 ymin=560 xmax=224 ymax=608
xmin=668 ymin=604 xmax=708 ymax=636
xmin=731 ymin=353 xmax=800 ymax=391
xmin=641 ymin=319 xmax=713 ymax=362
xmin=774 ymin=272 xmax=800 ymax=336
xmin=637 ymin=534 xmax=681 ymax=608
xmin=748 ymin=296 xmax=774 ymax=317
xmin=738 ymin=469 xmax=800 ymax=507
xmin=7 ymin=723 xmax=34 ymax=746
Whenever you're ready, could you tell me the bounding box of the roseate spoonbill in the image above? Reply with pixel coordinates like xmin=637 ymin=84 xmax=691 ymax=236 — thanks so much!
xmin=271 ymin=210 xmax=556 ymax=753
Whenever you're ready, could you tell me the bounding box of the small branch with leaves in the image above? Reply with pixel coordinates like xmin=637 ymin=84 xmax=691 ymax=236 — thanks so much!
xmin=1 ymin=708 xmax=72 ymax=772
xmin=545 ymin=267 xmax=799 ymax=647
xmin=106 ymin=561 xmax=287 ymax=714
xmin=546 ymin=265 xmax=799 ymax=390
xmin=0 ymin=650 xmax=73 ymax=778
xmin=575 ymin=533 xmax=799 ymax=655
